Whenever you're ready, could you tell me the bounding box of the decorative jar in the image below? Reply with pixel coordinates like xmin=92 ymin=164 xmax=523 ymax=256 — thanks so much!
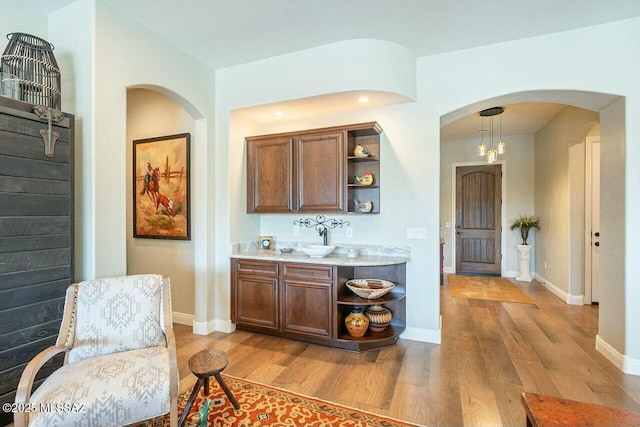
xmin=344 ymin=306 xmax=369 ymax=337
xmin=365 ymin=304 xmax=393 ymax=332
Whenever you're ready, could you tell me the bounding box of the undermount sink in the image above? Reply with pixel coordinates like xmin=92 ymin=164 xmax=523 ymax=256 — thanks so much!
xmin=301 ymin=245 xmax=336 ymax=258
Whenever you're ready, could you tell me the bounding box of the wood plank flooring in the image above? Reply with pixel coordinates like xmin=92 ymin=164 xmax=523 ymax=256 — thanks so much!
xmin=175 ymin=277 xmax=640 ymax=426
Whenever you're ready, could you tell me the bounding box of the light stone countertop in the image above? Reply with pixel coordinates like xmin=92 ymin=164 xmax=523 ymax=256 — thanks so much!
xmin=230 ymin=241 xmax=410 ymax=266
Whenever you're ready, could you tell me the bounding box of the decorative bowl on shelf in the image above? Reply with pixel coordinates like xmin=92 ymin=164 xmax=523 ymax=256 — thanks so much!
xmin=346 ymin=279 xmax=395 ymax=299
xmin=301 ymin=245 xmax=335 ymax=258
xmin=279 ymin=247 xmax=294 ymax=253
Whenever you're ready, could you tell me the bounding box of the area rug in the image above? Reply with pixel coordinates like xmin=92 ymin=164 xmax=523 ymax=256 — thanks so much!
xmin=135 ymin=374 xmax=422 ymax=427
xmin=447 ymin=274 xmax=535 ymax=304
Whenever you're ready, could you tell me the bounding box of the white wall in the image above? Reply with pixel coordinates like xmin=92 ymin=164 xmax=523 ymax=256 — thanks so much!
xmin=0 ymin=2 xmax=49 ymax=53
xmin=126 ymin=88 xmax=196 ymax=319
xmin=600 ymin=99 xmax=626 ymax=356
xmin=534 ymin=107 xmax=599 ymax=295
xmin=49 ymin=0 xmax=95 ymax=282
xmin=440 ymin=134 xmax=536 ymax=276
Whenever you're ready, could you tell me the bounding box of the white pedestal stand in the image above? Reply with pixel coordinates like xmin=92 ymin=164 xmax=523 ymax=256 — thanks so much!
xmin=516 ymin=244 xmax=533 ymax=282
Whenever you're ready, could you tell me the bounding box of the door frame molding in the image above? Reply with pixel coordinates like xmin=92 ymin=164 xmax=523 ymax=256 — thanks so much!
xmin=451 ymin=160 xmax=507 ymax=276
xmin=584 ymin=136 xmax=600 ymax=304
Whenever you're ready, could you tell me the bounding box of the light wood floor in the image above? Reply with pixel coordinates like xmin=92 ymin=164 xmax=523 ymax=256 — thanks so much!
xmin=175 ymin=277 xmax=640 ymax=427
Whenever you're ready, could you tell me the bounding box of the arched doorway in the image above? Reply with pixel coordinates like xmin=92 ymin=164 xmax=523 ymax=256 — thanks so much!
xmin=439 ymin=89 xmax=625 ymax=370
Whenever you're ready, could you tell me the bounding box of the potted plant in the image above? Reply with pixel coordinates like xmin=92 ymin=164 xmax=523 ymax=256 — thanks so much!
xmin=509 ymin=214 xmax=540 ymax=245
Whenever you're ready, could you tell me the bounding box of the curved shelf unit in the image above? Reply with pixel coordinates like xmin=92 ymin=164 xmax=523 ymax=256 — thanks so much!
xmin=336 ymin=263 xmax=406 ymax=351
xmin=337 ymin=292 xmax=406 ymax=306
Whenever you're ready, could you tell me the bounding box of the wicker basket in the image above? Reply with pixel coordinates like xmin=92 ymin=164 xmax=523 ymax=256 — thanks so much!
xmin=346 ymin=279 xmax=394 ymax=299
xmin=1 ymin=33 xmax=61 ymax=109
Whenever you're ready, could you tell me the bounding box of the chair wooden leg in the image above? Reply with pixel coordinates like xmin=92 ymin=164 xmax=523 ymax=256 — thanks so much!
xmin=214 ymin=373 xmax=240 ymax=410
xmin=179 ymin=378 xmax=204 ymax=427
xmin=204 ymin=376 xmax=209 ymax=395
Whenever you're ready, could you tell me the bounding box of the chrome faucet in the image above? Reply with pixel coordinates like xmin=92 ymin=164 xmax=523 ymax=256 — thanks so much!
xmin=319 ymin=227 xmax=328 ymax=246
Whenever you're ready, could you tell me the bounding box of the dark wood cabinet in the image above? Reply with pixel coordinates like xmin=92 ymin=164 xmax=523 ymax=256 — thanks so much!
xmin=246 ymin=122 xmax=381 ymax=214
xmin=246 ymin=136 xmax=294 ymax=213
xmin=231 ymin=260 xmax=279 ymax=329
xmin=282 ymin=263 xmax=333 ymax=337
xmin=0 ymin=97 xmax=74 ymax=426
xmin=231 ymin=258 xmax=406 ymax=351
xmin=235 ymin=275 xmax=279 ymax=330
xmin=297 ymin=132 xmax=344 ymax=212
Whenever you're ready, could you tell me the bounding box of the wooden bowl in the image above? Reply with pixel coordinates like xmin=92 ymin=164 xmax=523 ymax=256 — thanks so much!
xmin=346 ymin=279 xmax=394 ymax=299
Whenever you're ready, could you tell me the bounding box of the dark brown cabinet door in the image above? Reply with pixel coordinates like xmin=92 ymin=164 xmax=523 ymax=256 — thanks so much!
xmin=455 ymin=164 xmax=502 ymax=275
xmin=235 ymin=274 xmax=279 ymax=330
xmin=297 ymin=132 xmax=345 ymax=212
xmin=246 ymin=137 xmax=294 ymax=213
xmin=282 ymin=279 xmax=332 ymax=337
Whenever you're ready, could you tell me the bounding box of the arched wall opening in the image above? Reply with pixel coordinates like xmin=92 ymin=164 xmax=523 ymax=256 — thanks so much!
xmin=439 ymin=89 xmax=626 ymax=369
xmin=125 ymin=85 xmax=206 ymax=326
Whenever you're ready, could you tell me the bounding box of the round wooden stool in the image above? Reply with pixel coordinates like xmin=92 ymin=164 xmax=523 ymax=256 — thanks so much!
xmin=178 ymin=349 xmax=240 ymax=427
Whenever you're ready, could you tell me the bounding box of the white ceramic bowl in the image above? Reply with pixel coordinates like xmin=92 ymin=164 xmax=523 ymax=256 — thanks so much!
xmin=301 ymin=245 xmax=336 ymax=258
xmin=346 ymin=279 xmax=395 ymax=299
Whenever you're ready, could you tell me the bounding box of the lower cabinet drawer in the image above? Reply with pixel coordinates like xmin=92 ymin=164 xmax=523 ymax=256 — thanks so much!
xmin=283 ymin=263 xmax=333 ymax=280
xmin=235 ymin=259 xmax=278 ymax=276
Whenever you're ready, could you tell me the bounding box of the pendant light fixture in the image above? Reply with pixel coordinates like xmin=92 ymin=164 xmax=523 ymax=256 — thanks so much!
xmin=477 ymin=106 xmax=506 ymax=163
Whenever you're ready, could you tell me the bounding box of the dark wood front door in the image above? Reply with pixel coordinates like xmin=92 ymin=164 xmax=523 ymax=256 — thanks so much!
xmin=455 ymin=165 xmax=502 ymax=275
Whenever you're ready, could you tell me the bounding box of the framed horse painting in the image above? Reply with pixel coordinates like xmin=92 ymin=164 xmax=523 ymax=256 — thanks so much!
xmin=133 ymin=133 xmax=191 ymax=240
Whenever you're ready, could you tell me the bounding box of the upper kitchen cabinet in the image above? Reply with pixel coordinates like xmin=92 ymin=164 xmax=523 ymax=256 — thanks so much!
xmin=246 ymin=122 xmax=382 ymax=214
xmin=297 ymin=132 xmax=344 ymax=212
xmin=246 ymin=136 xmax=294 ymax=213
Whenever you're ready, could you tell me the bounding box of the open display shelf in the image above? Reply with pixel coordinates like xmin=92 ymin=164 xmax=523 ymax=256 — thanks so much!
xmin=335 ymin=263 xmax=406 ymax=351
xmin=346 ymin=124 xmax=381 ymax=214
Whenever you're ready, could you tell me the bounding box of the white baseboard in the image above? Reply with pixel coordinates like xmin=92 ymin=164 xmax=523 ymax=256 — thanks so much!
xmin=443 ymin=266 xmax=455 ymax=274
xmin=215 ymin=319 xmax=236 ymax=334
xmin=596 ymin=335 xmax=623 ymax=370
xmin=192 ymin=318 xmax=236 ymax=335
xmin=503 ymin=270 xmax=518 ymax=278
xmin=623 ymin=355 xmax=640 ymax=376
xmin=401 ymin=316 xmax=442 ymax=344
xmin=193 ymin=319 xmax=215 ymax=335
xmin=534 ymin=273 xmax=583 ymax=305
xmin=172 ymin=311 xmax=194 ymax=326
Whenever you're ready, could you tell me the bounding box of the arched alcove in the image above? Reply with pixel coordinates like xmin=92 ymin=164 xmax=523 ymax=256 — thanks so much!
xmin=125 ymin=85 xmax=205 ymax=326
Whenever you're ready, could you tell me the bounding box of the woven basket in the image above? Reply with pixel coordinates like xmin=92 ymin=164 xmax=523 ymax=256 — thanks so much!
xmin=1 ymin=33 xmax=61 ymax=109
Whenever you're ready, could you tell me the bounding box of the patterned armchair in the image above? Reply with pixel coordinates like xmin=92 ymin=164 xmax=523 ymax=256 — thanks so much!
xmin=14 ymin=274 xmax=178 ymax=427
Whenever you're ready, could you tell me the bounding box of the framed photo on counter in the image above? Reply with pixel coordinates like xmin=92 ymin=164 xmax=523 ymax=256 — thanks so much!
xmin=258 ymin=235 xmax=274 ymax=251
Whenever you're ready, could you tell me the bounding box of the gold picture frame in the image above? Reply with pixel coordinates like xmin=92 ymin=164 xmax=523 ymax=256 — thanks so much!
xmin=258 ymin=235 xmax=274 ymax=251
xmin=133 ymin=133 xmax=190 ymax=240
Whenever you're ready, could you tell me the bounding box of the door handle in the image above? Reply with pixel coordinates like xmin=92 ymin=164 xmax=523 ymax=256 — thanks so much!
xmin=594 ymin=242 xmax=600 ymax=247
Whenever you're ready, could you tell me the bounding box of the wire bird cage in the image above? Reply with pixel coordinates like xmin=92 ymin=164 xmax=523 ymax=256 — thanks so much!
xmin=1 ymin=33 xmax=61 ymax=109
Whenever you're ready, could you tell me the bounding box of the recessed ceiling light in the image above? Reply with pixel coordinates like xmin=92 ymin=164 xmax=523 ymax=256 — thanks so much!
xmin=358 ymin=96 xmax=369 ymax=103
xmin=274 ymin=110 xmax=283 ymax=117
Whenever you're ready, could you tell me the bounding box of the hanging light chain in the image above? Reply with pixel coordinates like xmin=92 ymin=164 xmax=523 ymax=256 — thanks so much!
xmin=478 ymin=106 xmax=505 ymax=163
